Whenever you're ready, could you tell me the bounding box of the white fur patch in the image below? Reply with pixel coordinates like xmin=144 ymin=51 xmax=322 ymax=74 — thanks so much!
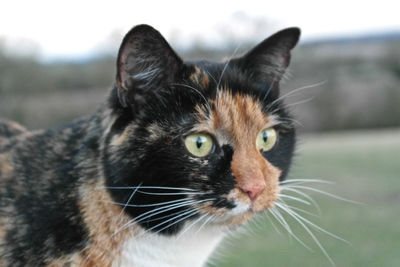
xmin=117 ymin=224 xmax=226 ymax=267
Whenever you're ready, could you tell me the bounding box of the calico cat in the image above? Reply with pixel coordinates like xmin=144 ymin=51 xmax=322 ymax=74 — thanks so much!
xmin=0 ymin=24 xmax=300 ymax=266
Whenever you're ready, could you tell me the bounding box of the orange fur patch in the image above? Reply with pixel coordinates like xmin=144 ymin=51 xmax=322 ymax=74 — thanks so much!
xmin=77 ymin=178 xmax=137 ymax=266
xmin=189 ymin=66 xmax=210 ymax=88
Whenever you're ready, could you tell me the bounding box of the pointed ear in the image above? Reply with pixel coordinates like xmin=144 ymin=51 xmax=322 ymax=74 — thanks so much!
xmin=234 ymin=27 xmax=300 ymax=86
xmin=116 ymin=24 xmax=183 ymax=108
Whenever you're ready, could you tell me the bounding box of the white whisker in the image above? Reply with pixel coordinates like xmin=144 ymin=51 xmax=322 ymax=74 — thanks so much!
xmin=278 ymin=194 xmax=311 ymax=205
xmin=284 ymin=97 xmax=315 ymax=109
xmin=217 ymin=44 xmax=242 ymax=92
xmin=137 ymin=190 xmax=206 ymax=196
xmin=264 ymin=211 xmax=282 ymax=235
xmin=267 ymin=81 xmax=326 ymax=110
xmin=283 ymin=185 xmax=362 ymax=204
xmin=196 ymin=214 xmax=216 ymax=234
xmin=280 ymin=203 xmax=319 ymax=218
xmin=171 ymin=83 xmax=213 ymax=116
xmin=151 ymin=210 xmax=199 ymax=235
xmin=263 ymin=74 xmax=278 ymax=101
xmin=96 ymin=186 xmax=199 ymax=191
xmin=135 ymin=198 xmax=215 ymax=225
xmin=118 ymin=182 xmax=142 ymax=223
xmin=177 ymin=213 xmax=208 ymax=239
xmin=280 ymin=179 xmax=334 ymax=185
xmin=142 ymin=208 xmax=193 ymax=223
xmin=280 ymin=187 xmax=321 ymax=214
xmin=270 ymin=207 xmax=312 ymax=251
xmin=145 ymin=209 xmax=196 ymax=234
xmin=98 ymin=197 xmax=193 ymax=208
xmin=276 ymin=202 xmax=337 ymax=267
xmin=112 ymin=199 xmax=198 ymax=236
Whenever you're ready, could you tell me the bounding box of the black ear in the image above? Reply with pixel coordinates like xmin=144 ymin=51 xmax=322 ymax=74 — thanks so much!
xmin=235 ymin=27 xmax=300 ymax=86
xmin=116 ymin=24 xmax=183 ymax=108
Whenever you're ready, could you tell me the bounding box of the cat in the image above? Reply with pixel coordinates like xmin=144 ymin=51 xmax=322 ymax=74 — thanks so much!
xmin=0 ymin=24 xmax=300 ymax=266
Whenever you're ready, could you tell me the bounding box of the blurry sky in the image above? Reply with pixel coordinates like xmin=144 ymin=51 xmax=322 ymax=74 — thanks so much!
xmin=1 ymin=0 xmax=399 ymax=60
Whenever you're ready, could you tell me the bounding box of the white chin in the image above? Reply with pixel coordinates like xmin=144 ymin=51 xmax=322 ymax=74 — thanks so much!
xmin=229 ymin=201 xmax=251 ymax=216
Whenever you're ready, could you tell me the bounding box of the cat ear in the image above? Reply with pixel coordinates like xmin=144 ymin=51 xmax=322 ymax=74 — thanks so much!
xmin=235 ymin=27 xmax=300 ymax=85
xmin=116 ymin=24 xmax=183 ymax=108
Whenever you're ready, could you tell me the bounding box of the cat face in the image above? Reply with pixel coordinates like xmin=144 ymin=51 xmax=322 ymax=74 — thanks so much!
xmin=103 ymin=25 xmax=300 ymax=235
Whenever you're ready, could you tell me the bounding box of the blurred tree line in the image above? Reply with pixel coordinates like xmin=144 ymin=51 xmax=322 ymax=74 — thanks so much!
xmin=0 ymin=36 xmax=399 ymax=132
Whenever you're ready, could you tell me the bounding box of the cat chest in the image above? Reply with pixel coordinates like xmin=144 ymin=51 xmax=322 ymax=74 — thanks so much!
xmin=117 ymin=226 xmax=225 ymax=267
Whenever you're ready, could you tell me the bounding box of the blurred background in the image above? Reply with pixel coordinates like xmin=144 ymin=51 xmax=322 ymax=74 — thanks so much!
xmin=1 ymin=0 xmax=399 ymax=266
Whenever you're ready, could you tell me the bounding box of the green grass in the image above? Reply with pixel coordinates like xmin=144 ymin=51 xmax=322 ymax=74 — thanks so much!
xmin=209 ymin=129 xmax=400 ymax=267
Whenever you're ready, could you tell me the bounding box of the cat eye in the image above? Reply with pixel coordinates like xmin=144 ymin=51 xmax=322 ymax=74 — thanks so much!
xmin=184 ymin=133 xmax=214 ymax=157
xmin=256 ymin=128 xmax=277 ymax=152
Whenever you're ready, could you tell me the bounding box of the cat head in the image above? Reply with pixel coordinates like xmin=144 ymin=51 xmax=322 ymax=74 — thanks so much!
xmin=103 ymin=24 xmax=300 ymax=235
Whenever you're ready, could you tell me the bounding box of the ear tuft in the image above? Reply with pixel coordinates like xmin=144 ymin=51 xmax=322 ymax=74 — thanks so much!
xmin=116 ymin=24 xmax=183 ymax=108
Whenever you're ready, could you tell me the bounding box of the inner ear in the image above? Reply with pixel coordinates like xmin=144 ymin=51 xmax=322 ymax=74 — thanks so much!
xmin=116 ymin=24 xmax=183 ymax=107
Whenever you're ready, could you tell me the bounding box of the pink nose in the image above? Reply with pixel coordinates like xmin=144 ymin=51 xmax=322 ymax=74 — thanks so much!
xmin=240 ymin=182 xmax=266 ymax=201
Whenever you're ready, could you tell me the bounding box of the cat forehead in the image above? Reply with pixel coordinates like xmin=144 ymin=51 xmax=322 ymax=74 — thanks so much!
xmin=192 ymin=90 xmax=278 ymax=146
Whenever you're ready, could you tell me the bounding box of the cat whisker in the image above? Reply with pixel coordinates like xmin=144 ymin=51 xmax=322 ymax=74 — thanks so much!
xmin=96 ymin=185 xmax=199 ymax=191
xmin=266 ymin=81 xmax=326 ymax=111
xmin=195 ymin=213 xmax=216 ymax=235
xmin=171 ymin=83 xmax=213 ymax=116
xmin=263 ymin=74 xmax=278 ymax=102
xmin=280 ymin=178 xmax=334 ymax=185
xmin=176 ymin=213 xmax=209 ymax=240
xmin=279 ymin=202 xmax=349 ymax=243
xmin=136 ymin=190 xmax=206 ymax=196
xmin=264 ymin=211 xmax=282 ymax=235
xmin=147 ymin=209 xmax=197 ymax=234
xmin=152 ymin=211 xmax=198 ymax=237
xmin=271 ymin=96 xmax=315 ymax=115
xmin=118 ymin=182 xmax=142 ymax=221
xmin=128 ymin=200 xmax=196 ymax=224
xmin=142 ymin=208 xmax=193 ymax=224
xmin=280 ymin=203 xmax=319 ymax=218
xmin=97 ymin=197 xmax=193 ymax=208
xmin=113 ymin=198 xmax=216 ymax=237
xmin=275 ymin=203 xmax=336 ymax=266
xmin=269 ymin=207 xmax=312 ymax=251
xmin=134 ymin=199 xmax=211 ymax=224
xmin=148 ymin=210 xmax=199 ymax=235
xmin=284 ymin=97 xmax=316 ymax=110
xmin=203 ymin=69 xmax=218 ymax=85
xmin=277 ymin=116 xmax=304 ymax=127
xmin=111 ymin=198 xmax=197 ymax=237
xmin=216 ymin=43 xmax=242 ymax=108
xmin=217 ymin=44 xmax=242 ymax=90
xmin=269 ymin=207 xmax=293 ymax=240
xmin=281 ymin=185 xmax=362 ymax=204
xmin=277 ymin=193 xmax=312 ymax=205
xmin=279 ymin=187 xmax=322 ymax=214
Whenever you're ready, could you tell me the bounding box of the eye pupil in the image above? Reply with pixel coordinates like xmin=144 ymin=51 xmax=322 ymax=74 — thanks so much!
xmin=196 ymin=137 xmax=203 ymax=149
xmin=262 ymin=131 xmax=268 ymax=143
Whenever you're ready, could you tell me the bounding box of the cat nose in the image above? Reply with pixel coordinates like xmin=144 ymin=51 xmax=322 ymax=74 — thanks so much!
xmin=240 ymin=180 xmax=266 ymax=201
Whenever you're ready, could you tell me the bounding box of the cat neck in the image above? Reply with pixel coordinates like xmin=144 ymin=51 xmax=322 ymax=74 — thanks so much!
xmin=118 ymin=224 xmax=226 ymax=267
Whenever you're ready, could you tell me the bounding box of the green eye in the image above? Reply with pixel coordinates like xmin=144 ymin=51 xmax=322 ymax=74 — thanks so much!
xmin=256 ymin=128 xmax=277 ymax=152
xmin=185 ymin=133 xmax=214 ymax=157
